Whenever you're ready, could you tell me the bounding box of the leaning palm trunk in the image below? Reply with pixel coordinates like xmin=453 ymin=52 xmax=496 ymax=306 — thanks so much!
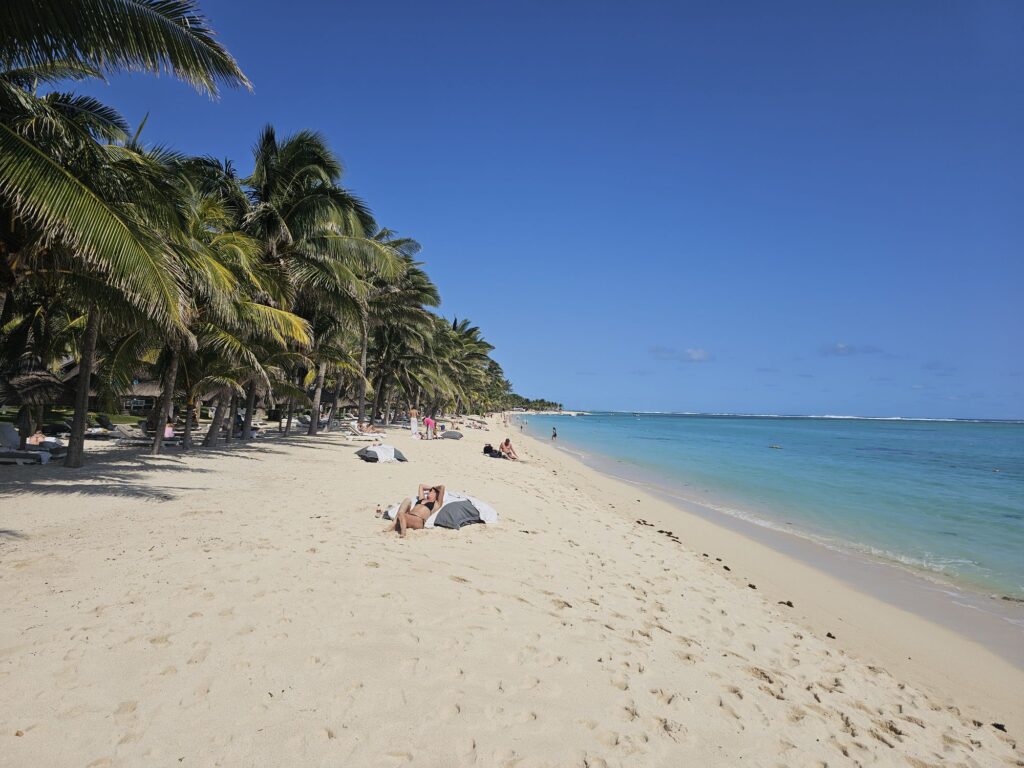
xmin=204 ymin=391 xmax=229 ymax=447
xmin=284 ymin=396 xmax=295 ymax=436
xmin=370 ymin=367 xmax=391 ymax=426
xmin=241 ymin=382 xmax=257 ymax=439
xmin=182 ymin=400 xmax=195 ymax=450
xmin=307 ymin=361 xmax=327 ymax=436
xmin=150 ymin=347 xmax=179 ymax=456
xmin=278 ymin=397 xmax=288 ymax=433
xmin=65 ymin=308 xmax=100 ymax=468
xmin=323 ymin=377 xmax=342 ymax=432
xmin=384 ymin=386 xmax=395 ymax=425
xmin=357 ymin=327 xmax=369 ymax=426
xmin=226 ymin=393 xmax=239 ymax=441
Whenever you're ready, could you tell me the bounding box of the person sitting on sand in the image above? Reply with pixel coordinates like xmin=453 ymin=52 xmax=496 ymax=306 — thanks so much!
xmin=384 ymin=483 xmax=446 ymax=538
xmin=499 ymin=438 xmax=519 ymax=460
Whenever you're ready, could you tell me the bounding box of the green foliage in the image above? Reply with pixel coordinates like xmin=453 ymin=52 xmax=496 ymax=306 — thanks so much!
xmin=0 ymin=1 xmax=551 ymax=462
xmin=502 ymin=394 xmax=564 ymax=412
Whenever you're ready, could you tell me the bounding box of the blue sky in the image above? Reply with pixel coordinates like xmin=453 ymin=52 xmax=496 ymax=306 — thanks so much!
xmin=81 ymin=1 xmax=1022 ymax=418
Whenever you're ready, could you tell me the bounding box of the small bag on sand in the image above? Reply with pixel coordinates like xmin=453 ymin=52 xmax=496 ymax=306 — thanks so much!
xmin=483 ymin=443 xmax=493 ymax=455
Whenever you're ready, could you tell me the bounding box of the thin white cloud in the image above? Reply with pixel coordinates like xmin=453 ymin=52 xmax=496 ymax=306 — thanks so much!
xmin=922 ymin=360 xmax=957 ymax=377
xmin=819 ymin=342 xmax=884 ymax=357
xmin=649 ymin=345 xmax=715 ymax=364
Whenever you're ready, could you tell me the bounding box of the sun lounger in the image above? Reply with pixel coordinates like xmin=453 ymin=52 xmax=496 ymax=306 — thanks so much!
xmin=0 ymin=423 xmax=67 ymax=458
xmin=0 ymin=449 xmax=49 ymax=465
xmin=340 ymin=423 xmax=385 ymax=440
xmin=114 ymin=425 xmax=150 ymax=445
xmin=40 ymin=421 xmax=72 ymax=437
xmin=114 ymin=425 xmax=181 ymax=447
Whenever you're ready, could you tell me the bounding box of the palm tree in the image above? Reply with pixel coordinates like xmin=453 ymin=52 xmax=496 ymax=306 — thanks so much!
xmin=146 ymin=164 xmax=311 ymax=454
xmin=242 ymin=127 xmax=403 ymax=436
xmin=0 ymin=0 xmax=250 ymax=319
xmin=355 ymin=231 xmax=437 ymax=425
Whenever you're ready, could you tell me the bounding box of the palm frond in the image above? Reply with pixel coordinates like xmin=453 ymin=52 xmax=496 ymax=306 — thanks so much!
xmin=0 ymin=123 xmax=184 ymax=326
xmin=1 ymin=0 xmax=251 ymax=96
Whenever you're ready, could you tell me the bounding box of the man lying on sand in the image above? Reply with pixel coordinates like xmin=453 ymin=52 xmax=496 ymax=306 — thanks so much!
xmin=384 ymin=483 xmax=446 ymax=537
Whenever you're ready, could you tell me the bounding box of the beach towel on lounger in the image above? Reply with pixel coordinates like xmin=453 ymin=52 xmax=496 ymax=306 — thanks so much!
xmin=384 ymin=491 xmax=498 ymax=528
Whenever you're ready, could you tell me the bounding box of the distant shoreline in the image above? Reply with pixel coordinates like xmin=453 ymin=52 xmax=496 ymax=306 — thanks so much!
xmin=524 ymin=410 xmax=1024 ymax=424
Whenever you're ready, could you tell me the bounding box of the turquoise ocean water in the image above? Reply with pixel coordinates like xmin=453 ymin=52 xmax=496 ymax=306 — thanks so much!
xmin=518 ymin=413 xmax=1024 ymax=600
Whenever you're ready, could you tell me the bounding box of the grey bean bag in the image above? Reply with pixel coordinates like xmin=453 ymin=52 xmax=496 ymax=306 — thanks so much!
xmin=355 ymin=445 xmax=407 ymax=463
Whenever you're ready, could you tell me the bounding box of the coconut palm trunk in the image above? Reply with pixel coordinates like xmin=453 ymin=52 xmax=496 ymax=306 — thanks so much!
xmin=241 ymin=382 xmax=257 ymax=439
xmin=150 ymin=347 xmax=179 ymax=456
xmin=182 ymin=399 xmax=195 ymax=450
xmin=357 ymin=326 xmax=369 ymax=426
xmin=226 ymin=394 xmax=239 ymax=441
xmin=308 ymin=361 xmax=327 ymax=436
xmin=370 ymin=367 xmax=390 ymax=425
xmin=204 ymin=391 xmax=229 ymax=447
xmin=64 ymin=308 xmax=101 ymax=468
xmin=284 ymin=396 xmax=295 ymax=436
xmin=324 ymin=377 xmax=342 ymax=432
xmin=384 ymin=387 xmax=395 ymax=425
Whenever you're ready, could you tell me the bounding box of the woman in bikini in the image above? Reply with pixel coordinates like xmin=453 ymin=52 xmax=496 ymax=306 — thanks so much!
xmin=384 ymin=483 xmax=446 ymax=537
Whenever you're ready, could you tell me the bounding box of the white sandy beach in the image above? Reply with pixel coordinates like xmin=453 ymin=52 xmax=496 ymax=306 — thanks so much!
xmin=1 ymin=421 xmax=1022 ymax=767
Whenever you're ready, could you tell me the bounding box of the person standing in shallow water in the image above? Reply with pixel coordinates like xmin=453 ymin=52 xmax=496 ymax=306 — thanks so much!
xmin=552 ymin=427 xmax=557 ymax=441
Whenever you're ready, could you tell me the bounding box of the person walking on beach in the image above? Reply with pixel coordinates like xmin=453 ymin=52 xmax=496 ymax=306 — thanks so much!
xmin=384 ymin=484 xmax=446 ymax=537
xmin=551 ymin=427 xmax=557 ymax=441
xmin=409 ymin=406 xmax=420 ymax=437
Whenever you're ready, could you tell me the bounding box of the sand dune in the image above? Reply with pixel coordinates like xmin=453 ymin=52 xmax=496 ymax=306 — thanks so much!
xmin=1 ymin=423 xmax=1021 ymax=766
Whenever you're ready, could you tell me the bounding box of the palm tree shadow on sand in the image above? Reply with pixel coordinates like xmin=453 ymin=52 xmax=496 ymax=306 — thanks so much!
xmin=0 ymin=433 xmax=363 ymax=503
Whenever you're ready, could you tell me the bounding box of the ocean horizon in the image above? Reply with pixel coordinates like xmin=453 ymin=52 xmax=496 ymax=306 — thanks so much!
xmin=559 ymin=410 xmax=1024 ymax=424
xmin=516 ymin=411 xmax=1024 ymax=602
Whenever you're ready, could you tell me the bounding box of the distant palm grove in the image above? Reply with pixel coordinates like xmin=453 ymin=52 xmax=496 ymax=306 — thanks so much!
xmin=0 ymin=1 xmax=553 ymax=467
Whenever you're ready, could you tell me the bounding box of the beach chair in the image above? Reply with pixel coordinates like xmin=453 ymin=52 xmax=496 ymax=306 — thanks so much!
xmin=114 ymin=424 xmax=181 ymax=447
xmin=0 ymin=449 xmax=49 ymax=465
xmin=114 ymin=424 xmax=151 ymax=445
xmin=40 ymin=421 xmax=73 ymax=437
xmin=0 ymin=422 xmax=68 ymax=458
xmin=339 ymin=423 xmax=383 ymax=441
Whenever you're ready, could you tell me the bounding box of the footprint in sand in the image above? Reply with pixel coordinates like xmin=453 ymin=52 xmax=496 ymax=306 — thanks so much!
xmin=187 ymin=642 xmax=211 ymax=665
